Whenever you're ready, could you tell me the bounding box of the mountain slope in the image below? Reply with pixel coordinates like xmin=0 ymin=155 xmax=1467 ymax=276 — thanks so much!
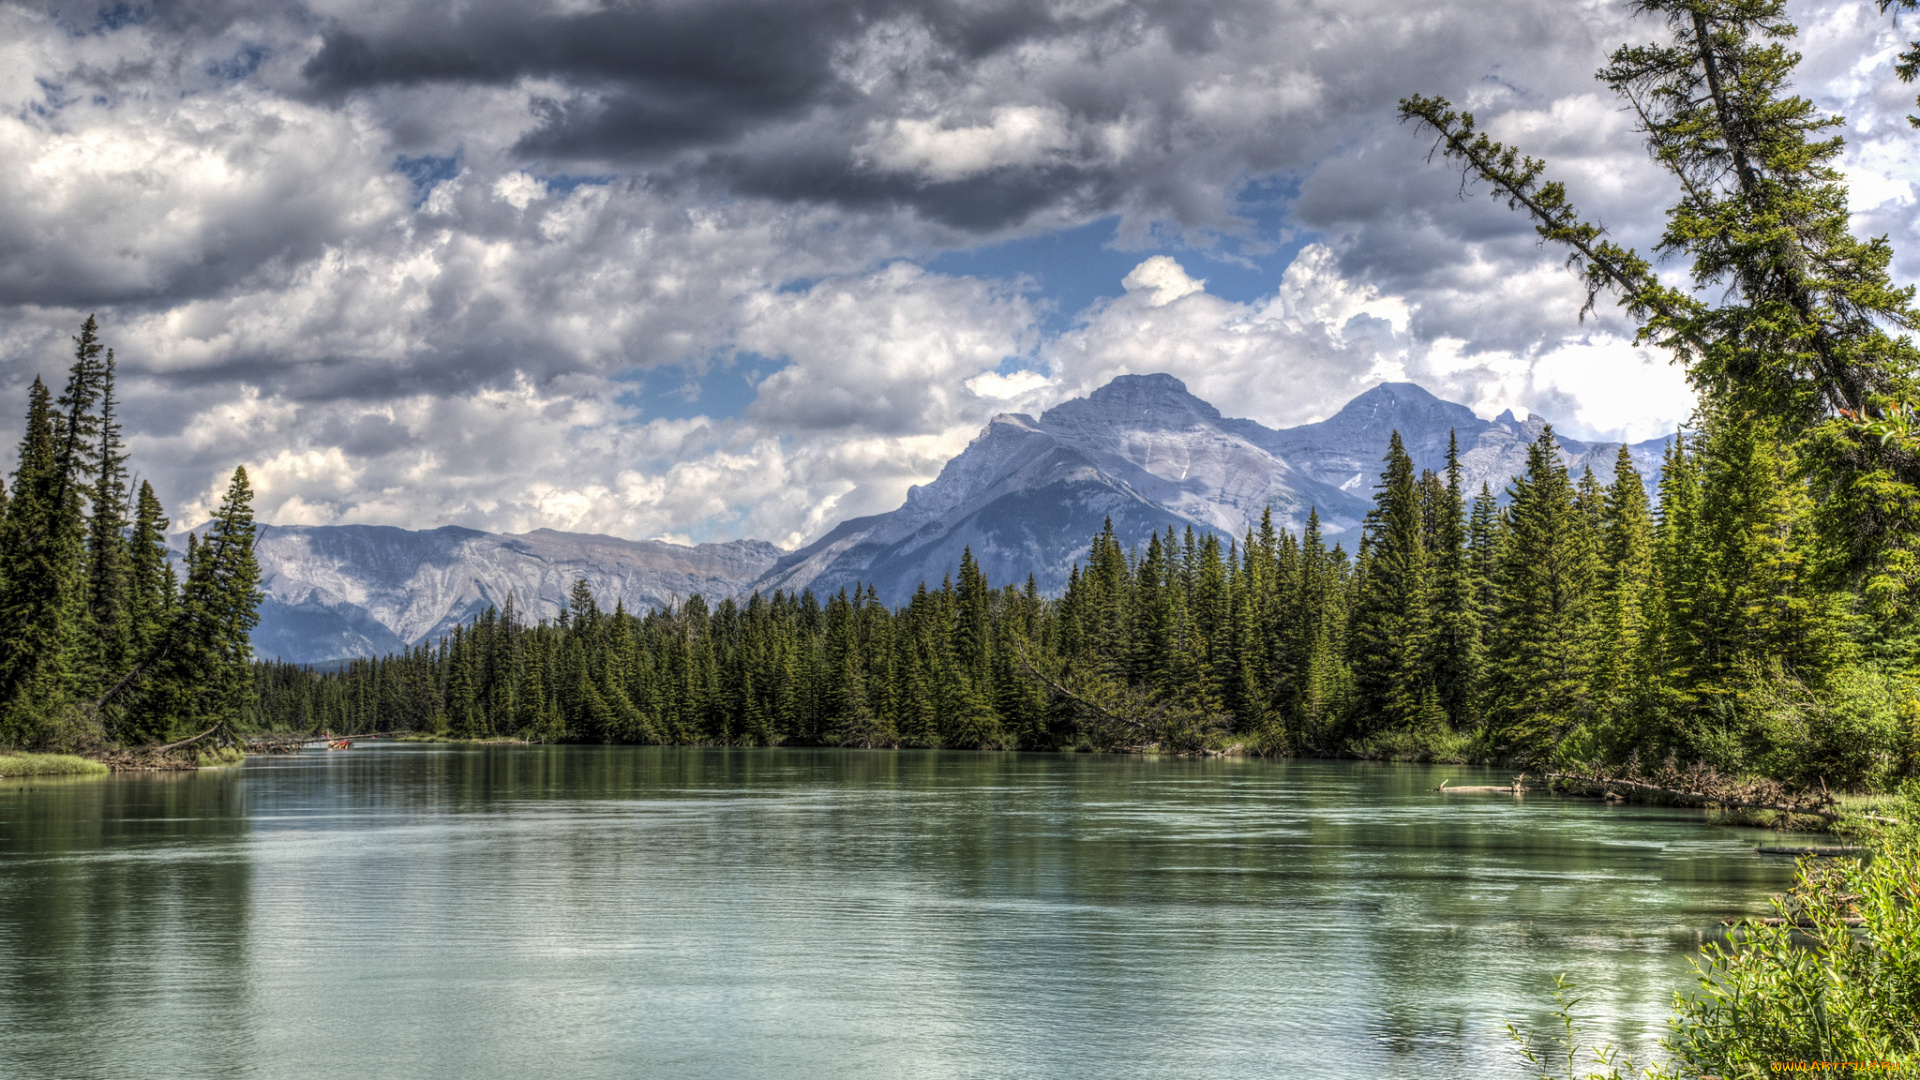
xmin=750 ymin=375 xmax=1672 ymax=605
xmin=236 ymin=374 xmax=1676 ymax=661
xmin=230 ymin=525 xmax=781 ymax=663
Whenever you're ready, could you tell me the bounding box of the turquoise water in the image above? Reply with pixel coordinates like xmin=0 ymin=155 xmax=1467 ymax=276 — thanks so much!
xmin=0 ymin=746 xmax=1810 ymax=1079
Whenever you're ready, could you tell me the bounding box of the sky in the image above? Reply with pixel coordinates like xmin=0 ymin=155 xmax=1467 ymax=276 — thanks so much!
xmin=0 ymin=0 xmax=1916 ymax=549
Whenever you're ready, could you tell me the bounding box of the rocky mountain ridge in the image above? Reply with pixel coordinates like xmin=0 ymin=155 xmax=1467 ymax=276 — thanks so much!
xmin=747 ymin=375 xmax=1670 ymax=606
xmin=234 ymin=375 xmax=1672 ymax=662
xmin=217 ymin=525 xmax=780 ymax=664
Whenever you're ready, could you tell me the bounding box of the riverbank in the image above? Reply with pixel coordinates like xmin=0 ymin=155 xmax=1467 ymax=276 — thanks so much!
xmin=397 ymin=733 xmax=531 ymax=744
xmin=85 ymin=744 xmax=246 ymax=772
xmin=0 ymin=753 xmax=109 ymax=777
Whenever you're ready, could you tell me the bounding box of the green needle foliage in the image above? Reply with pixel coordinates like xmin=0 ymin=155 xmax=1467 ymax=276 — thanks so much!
xmin=1401 ymin=0 xmax=1920 ymax=638
xmin=0 ymin=318 xmax=260 ymax=752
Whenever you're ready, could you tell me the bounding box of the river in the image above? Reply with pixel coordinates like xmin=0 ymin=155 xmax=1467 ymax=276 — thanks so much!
xmin=0 ymin=744 xmax=1813 ymax=1079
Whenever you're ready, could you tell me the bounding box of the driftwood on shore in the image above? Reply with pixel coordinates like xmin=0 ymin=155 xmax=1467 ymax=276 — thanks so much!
xmin=1428 ymin=765 xmax=1903 ymax=826
xmin=1541 ymin=768 xmax=1903 ymax=826
xmin=1435 ymin=775 xmax=1529 ymax=794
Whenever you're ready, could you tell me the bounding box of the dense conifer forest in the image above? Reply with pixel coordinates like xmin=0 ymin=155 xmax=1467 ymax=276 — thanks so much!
xmin=254 ymin=414 xmax=1917 ymax=789
xmin=254 ymin=0 xmax=1920 ymax=796
xmin=0 ymin=318 xmax=262 ymax=753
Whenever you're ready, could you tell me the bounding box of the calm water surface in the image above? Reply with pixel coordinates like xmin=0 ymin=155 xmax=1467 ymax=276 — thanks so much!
xmin=0 ymin=746 xmax=1814 ymax=1079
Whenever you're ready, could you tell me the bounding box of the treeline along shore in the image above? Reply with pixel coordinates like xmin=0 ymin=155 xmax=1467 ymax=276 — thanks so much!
xmin=254 ymin=415 xmax=1917 ymax=796
xmin=0 ymin=317 xmax=261 ymax=771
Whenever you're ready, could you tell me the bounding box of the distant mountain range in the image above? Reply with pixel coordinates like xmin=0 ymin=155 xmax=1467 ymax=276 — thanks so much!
xmin=228 ymin=375 xmax=1672 ymax=663
xmin=228 ymin=527 xmax=780 ymax=664
xmin=750 ymin=375 xmax=1668 ymax=606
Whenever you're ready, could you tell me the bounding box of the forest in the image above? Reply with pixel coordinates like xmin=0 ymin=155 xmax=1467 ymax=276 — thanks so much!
xmin=253 ymin=411 xmax=1916 ymax=791
xmin=0 ymin=317 xmax=262 ymax=755
xmin=254 ymin=0 xmax=1920 ymax=800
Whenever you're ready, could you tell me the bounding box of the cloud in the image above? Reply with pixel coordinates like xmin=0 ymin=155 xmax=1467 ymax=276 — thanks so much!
xmin=1120 ymin=255 xmax=1205 ymax=307
xmin=0 ymin=0 xmax=1906 ymax=553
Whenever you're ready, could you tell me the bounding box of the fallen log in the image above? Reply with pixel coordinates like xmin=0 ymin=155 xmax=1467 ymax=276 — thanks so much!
xmin=149 ymin=723 xmax=223 ymax=753
xmin=1435 ymin=774 xmax=1528 ymax=794
xmin=1756 ymin=845 xmax=1868 ymax=857
xmin=1541 ymin=773 xmax=1902 ymax=825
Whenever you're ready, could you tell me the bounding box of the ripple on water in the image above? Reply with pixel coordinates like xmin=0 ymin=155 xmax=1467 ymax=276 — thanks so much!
xmin=0 ymin=746 xmax=1820 ymax=1080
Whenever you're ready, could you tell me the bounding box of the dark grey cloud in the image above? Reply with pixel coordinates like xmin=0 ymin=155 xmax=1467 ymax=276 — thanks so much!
xmin=294 ymin=0 xmax=1297 ymax=230
xmin=0 ymin=0 xmax=1904 ymax=543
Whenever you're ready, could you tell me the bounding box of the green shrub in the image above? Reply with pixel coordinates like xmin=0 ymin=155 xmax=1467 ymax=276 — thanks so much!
xmin=1746 ymin=664 xmax=1911 ymax=791
xmin=1511 ymin=787 xmax=1920 ymax=1078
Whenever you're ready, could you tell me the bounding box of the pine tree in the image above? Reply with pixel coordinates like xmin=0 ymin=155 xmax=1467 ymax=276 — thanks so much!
xmin=1486 ymin=427 xmax=1601 ymax=759
xmin=1349 ymin=431 xmax=1435 ymax=735
xmin=83 ymin=351 xmax=132 ymax=695
xmin=1430 ymin=431 xmax=1480 ymax=727
xmin=126 ymin=481 xmax=175 ymax=661
xmin=0 ymin=377 xmax=82 ymax=747
xmin=1593 ymin=445 xmax=1656 ymax=749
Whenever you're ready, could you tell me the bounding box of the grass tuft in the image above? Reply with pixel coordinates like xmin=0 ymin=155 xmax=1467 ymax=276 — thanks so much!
xmin=0 ymin=753 xmax=110 ymax=777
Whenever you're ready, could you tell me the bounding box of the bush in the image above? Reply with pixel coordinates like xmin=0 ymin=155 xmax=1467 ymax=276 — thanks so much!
xmin=1510 ymin=786 xmax=1920 ymax=1079
xmin=1745 ymin=664 xmax=1911 ymax=791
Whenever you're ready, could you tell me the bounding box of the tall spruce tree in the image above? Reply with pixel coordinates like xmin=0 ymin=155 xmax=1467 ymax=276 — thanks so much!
xmin=1430 ymin=431 xmax=1479 ymax=727
xmin=1349 ymin=431 xmax=1437 ymax=735
xmin=1594 ymin=445 xmax=1656 ymax=747
xmin=126 ymin=480 xmax=175 ymax=662
xmin=83 ymin=351 xmax=132 ymax=695
xmin=0 ymin=378 xmax=81 ymax=747
xmin=1486 ymin=427 xmax=1601 ymax=759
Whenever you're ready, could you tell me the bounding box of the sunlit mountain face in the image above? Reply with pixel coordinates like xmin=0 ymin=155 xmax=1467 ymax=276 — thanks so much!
xmin=242 ymin=374 xmax=1669 ymax=661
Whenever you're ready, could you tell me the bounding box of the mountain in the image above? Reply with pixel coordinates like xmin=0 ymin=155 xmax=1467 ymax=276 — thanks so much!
xmin=226 ymin=525 xmax=781 ymax=664
xmin=233 ymin=374 xmax=1673 ymax=662
xmin=1257 ymin=380 xmax=1669 ymax=507
xmin=749 ymin=375 xmax=1672 ymax=605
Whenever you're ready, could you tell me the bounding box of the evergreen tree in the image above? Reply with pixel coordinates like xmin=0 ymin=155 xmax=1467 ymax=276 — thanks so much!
xmin=0 ymin=378 xmax=81 ymax=747
xmin=1593 ymin=444 xmax=1656 ymax=749
xmin=83 ymin=351 xmax=132 ymax=695
xmin=126 ymin=481 xmax=176 ymax=661
xmin=1486 ymin=427 xmax=1601 ymax=759
xmin=1430 ymin=431 xmax=1480 ymax=727
xmin=1349 ymin=431 xmax=1436 ymax=735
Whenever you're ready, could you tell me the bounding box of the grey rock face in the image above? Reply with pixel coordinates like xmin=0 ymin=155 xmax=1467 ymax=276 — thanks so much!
xmin=239 ymin=374 xmax=1675 ymax=660
xmin=225 ymin=524 xmax=781 ymax=664
xmin=748 ymin=375 xmax=1674 ymax=606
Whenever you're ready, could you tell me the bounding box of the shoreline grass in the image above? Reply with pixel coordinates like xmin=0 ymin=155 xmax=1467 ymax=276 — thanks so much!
xmin=0 ymin=752 xmax=110 ymax=777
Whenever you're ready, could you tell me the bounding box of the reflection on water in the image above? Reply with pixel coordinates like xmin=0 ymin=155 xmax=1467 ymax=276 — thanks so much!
xmin=0 ymin=746 xmax=1812 ymax=1080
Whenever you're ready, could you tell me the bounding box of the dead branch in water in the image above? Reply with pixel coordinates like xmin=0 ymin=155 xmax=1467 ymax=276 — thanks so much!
xmin=1543 ymin=763 xmax=1902 ymax=825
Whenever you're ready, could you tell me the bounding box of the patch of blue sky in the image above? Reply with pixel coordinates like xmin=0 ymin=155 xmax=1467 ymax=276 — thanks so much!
xmin=394 ymin=153 xmax=461 ymax=208
xmin=206 ymin=45 xmax=266 ymax=83
xmin=615 ymin=353 xmax=790 ymax=422
xmin=928 ymin=177 xmax=1313 ymax=334
xmin=88 ymin=3 xmax=146 ymax=33
xmin=542 ymin=173 xmax=614 ymax=196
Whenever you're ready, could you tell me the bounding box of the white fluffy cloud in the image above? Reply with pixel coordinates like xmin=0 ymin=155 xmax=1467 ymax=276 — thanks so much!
xmin=0 ymin=0 xmax=1909 ymax=550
